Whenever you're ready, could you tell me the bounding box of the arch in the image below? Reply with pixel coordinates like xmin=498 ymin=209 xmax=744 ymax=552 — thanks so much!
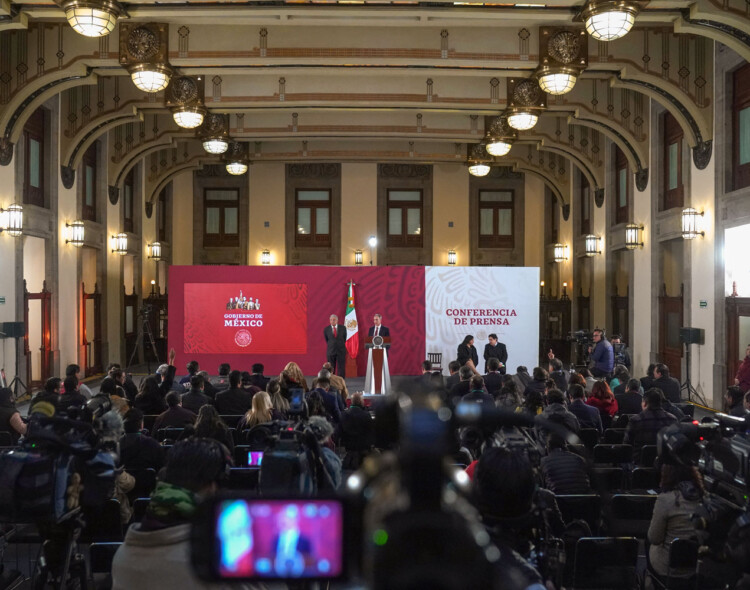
xmin=109 ymin=131 xmax=195 ymax=191
xmin=146 ymin=156 xmax=220 ymax=205
xmin=503 ymin=157 xmax=568 ymax=208
xmin=521 ymin=134 xmax=604 ymax=190
xmin=676 ymin=5 xmax=750 ymax=64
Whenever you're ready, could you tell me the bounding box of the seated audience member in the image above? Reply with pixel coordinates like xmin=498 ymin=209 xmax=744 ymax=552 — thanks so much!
xmin=0 ymin=387 xmax=27 ymax=443
xmin=338 ymin=392 xmax=375 ymax=469
xmin=267 ymin=379 xmax=289 ymax=418
xmin=513 ymin=366 xmax=533 ymax=392
xmin=653 ymin=363 xmax=681 ymax=404
xmin=58 ymin=376 xmax=87 ymax=412
xmin=238 ymin=391 xmax=280 ymax=431
xmin=578 ymin=367 xmax=597 ymax=394
xmin=724 ymin=385 xmax=747 ymax=417
xmin=445 ymin=360 xmax=462 ymax=390
xmin=450 ymin=365 xmax=478 ymax=400
xmin=181 ymin=374 xmax=213 ymax=415
xmin=152 ymin=392 xmax=196 ymax=432
xmin=29 ymin=377 xmax=62 ymax=415
xmin=112 ymin=439 xmax=236 ymax=590
xmin=623 ymin=388 xmax=677 ymax=464
xmin=322 ymin=362 xmax=349 ymax=402
xmin=307 ymin=376 xmax=342 ymax=423
xmin=474 ymin=445 xmax=566 ymax=585
xmin=120 ymin=408 xmax=165 ymax=472
xmin=541 ymin=388 xmax=580 ymax=434
xmin=239 ymin=372 xmax=260 ymax=395
xmin=246 ymin=363 xmax=270 ymax=390
xmin=641 ymin=363 xmax=657 ymax=392
xmin=567 ymin=384 xmax=603 ymax=433
xmin=314 ymin=369 xmax=346 ymax=413
xmin=281 ymin=361 xmax=309 ymax=395
xmin=523 ymin=367 xmax=549 ymax=398
xmin=585 ymin=380 xmax=618 ymax=429
xmin=522 ymin=391 xmax=545 ymax=417
xmin=609 ymin=365 xmax=630 ymax=394
xmin=184 ymin=404 xmax=234 ymax=452
xmin=212 ymin=363 xmax=232 ymax=392
xmin=214 ymin=370 xmax=253 ymax=415
xmin=462 ymin=375 xmax=495 ymax=405
xmin=135 ymin=348 xmax=177 ymax=414
xmin=66 ymin=363 xmax=93 ymax=400
xmin=615 ymin=378 xmax=644 ymax=416
xmin=483 ymin=358 xmax=505 ymax=398
xmin=179 ymin=360 xmax=199 ymax=387
xmin=307 ymin=415 xmax=343 ymax=489
xmin=660 ymin=390 xmax=686 ymax=421
xmin=548 ymin=358 xmax=568 ymax=393
xmin=107 ymin=364 xmax=139 ymax=403
xmin=197 ymin=371 xmax=217 ymax=400
xmin=99 ymin=377 xmax=130 ymax=416
xmin=540 ymin=433 xmax=591 ymax=494
xmin=496 ymin=382 xmax=523 ymax=411
xmin=647 ymin=463 xmax=704 ymax=578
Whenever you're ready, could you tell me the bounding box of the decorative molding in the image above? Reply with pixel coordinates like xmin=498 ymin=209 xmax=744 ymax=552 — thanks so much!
xmin=196 ymin=163 xmax=230 ymax=177
xmin=692 ymin=139 xmax=712 ymax=170
xmin=487 ymin=166 xmax=523 ymax=179
xmin=108 ymin=185 xmax=119 ymax=204
xmin=61 ymin=165 xmax=75 ymax=189
xmin=594 ymin=188 xmax=604 ymax=208
xmin=0 ymin=137 xmax=13 ymax=166
xmin=288 ymin=163 xmax=340 ymax=178
xmin=562 ymin=203 xmax=570 ymax=221
xmin=635 ymin=167 xmax=649 ymax=192
xmin=378 ymin=163 xmax=432 ymax=179
xmin=145 ymin=201 xmax=153 ymax=218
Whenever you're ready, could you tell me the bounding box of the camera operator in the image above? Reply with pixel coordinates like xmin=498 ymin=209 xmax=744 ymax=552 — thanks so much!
xmin=112 ymin=438 xmax=239 ymax=590
xmin=610 ymin=334 xmax=631 ymax=370
xmin=588 ymin=329 xmax=614 ymax=379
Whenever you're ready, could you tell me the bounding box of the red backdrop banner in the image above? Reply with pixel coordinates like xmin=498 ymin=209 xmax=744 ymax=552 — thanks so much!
xmin=169 ymin=265 xmax=426 ymax=376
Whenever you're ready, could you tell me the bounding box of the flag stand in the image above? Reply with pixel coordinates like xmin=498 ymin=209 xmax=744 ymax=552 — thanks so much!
xmin=344 ymin=279 xmax=359 ymax=378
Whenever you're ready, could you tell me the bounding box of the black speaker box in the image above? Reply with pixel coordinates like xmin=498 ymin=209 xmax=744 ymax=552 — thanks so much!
xmin=679 ymin=327 xmax=705 ymax=345
xmin=1 ymin=322 xmax=25 ymax=339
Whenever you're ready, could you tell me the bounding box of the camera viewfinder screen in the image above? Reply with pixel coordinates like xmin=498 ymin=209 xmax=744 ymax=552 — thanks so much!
xmin=216 ymin=499 xmax=343 ymax=579
xmin=247 ymin=451 xmax=263 ymax=467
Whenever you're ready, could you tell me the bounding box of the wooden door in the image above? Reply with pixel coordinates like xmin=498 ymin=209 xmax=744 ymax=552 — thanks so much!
xmin=24 ymin=280 xmax=52 ymax=389
xmin=81 ymin=282 xmax=102 ymax=376
xmin=658 ymin=283 xmax=684 ymax=380
xmin=124 ymin=288 xmax=138 ymax=366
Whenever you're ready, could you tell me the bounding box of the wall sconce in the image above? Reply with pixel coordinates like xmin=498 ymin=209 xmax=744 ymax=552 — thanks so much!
xmin=150 ymin=279 xmax=157 ymax=296
xmin=584 ymin=234 xmax=601 ymax=257
xmin=148 ymin=241 xmax=162 ymax=261
xmin=65 ymin=220 xmax=85 ymax=247
xmin=261 ymin=249 xmax=271 ymax=265
xmin=561 ymin=281 xmax=569 ymax=300
xmin=625 ymin=223 xmax=644 ymax=250
xmin=553 ymin=243 xmax=568 ymax=263
xmin=540 ymin=280 xmax=545 ymax=298
xmin=448 ymin=250 xmax=457 ymax=266
xmin=0 ymin=204 xmax=23 ymax=237
xmin=681 ymin=207 xmax=705 ymax=240
xmin=354 ymin=249 xmax=363 ymax=265
xmin=112 ymin=232 xmax=128 ymax=255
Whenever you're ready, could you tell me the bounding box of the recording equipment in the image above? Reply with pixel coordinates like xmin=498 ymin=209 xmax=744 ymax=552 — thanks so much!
xmin=1 ymin=321 xmax=25 ymax=339
xmin=192 ymin=497 xmax=348 ymax=582
xmin=289 ymin=388 xmax=305 ymax=415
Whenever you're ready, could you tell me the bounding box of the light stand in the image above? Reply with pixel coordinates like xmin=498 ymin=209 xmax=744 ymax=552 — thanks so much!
xmin=127 ymin=304 xmax=159 ymax=372
xmin=680 ymin=341 xmax=707 ymax=406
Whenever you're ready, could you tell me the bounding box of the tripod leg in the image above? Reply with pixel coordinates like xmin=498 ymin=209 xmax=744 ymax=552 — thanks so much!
xmin=127 ymin=322 xmax=146 ymax=369
xmin=143 ymin=318 xmax=160 ymax=365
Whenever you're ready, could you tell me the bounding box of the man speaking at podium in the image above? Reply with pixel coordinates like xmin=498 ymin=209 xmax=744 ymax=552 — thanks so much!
xmin=368 ymin=314 xmax=390 ymax=339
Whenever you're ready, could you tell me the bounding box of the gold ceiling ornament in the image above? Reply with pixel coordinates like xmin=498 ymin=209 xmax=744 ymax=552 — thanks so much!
xmin=199 ymin=113 xmax=231 ymax=154
xmin=484 ymin=115 xmax=517 ymax=157
xmin=119 ymin=22 xmax=173 ymax=93
xmin=165 ymin=76 xmax=207 ymax=129
xmin=581 ymin=0 xmax=641 ymax=42
xmin=535 ymin=27 xmax=588 ymax=96
xmin=505 ymin=78 xmax=547 ymax=131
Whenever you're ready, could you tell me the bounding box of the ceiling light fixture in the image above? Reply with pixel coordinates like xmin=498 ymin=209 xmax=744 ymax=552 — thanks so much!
xmin=484 ymin=115 xmax=517 ymax=157
xmin=505 ymin=78 xmax=546 ymax=131
xmin=582 ymin=0 xmax=639 ymax=42
xmin=467 ymin=142 xmax=492 ymax=177
xmin=64 ymin=0 xmax=121 ymax=37
xmin=130 ymin=63 xmax=172 ymax=93
xmin=535 ymin=29 xmax=588 ymax=96
xmin=166 ymin=76 xmax=207 ymax=129
xmin=224 ymin=142 xmax=249 ymax=175
xmin=537 ymin=67 xmax=578 ymax=95
xmin=120 ymin=23 xmax=173 ymax=93
xmin=199 ymin=113 xmax=230 ymax=155
xmin=507 ymin=108 xmax=539 ymax=131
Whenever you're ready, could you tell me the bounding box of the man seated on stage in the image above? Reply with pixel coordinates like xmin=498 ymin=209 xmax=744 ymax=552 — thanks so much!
xmin=483 ymin=333 xmax=508 ymax=374
xmin=324 ymin=314 xmax=347 ymax=377
xmin=368 ymin=313 xmax=390 ymax=339
xmin=483 ymin=358 xmax=504 ymax=399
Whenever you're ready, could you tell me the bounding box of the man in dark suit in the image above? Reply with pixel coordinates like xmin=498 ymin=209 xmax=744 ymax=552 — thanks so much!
xmin=215 ymin=370 xmax=254 ymax=415
xmin=324 ymin=314 xmax=347 ymax=377
xmin=367 ymin=313 xmax=390 ymax=338
xmin=307 ymin=376 xmax=342 ymax=423
xmin=615 ymin=378 xmax=644 ymax=415
xmin=483 ymin=358 xmax=504 ymax=398
xmin=568 ymin=384 xmax=603 ymax=433
xmin=483 ymin=333 xmax=508 ymax=374
xmin=652 ymin=363 xmax=681 ymax=404
xmin=445 ymin=360 xmax=461 ymax=390
xmin=247 ymin=363 xmax=270 ymax=391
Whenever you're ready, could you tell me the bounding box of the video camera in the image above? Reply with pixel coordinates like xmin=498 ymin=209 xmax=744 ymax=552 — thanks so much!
xmin=192 ymin=392 xmax=578 ymax=590
xmin=656 ymin=414 xmax=750 ymax=587
xmin=568 ymin=330 xmax=593 ymax=366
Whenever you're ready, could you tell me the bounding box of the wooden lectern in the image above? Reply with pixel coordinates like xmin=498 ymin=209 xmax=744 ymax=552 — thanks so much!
xmin=365 ymin=335 xmax=391 ymax=395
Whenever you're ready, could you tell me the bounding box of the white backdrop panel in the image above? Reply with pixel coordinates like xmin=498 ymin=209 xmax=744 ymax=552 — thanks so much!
xmin=425 ymin=267 xmax=540 ymax=374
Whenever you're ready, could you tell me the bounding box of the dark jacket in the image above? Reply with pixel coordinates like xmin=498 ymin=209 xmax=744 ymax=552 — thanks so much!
xmin=615 ymin=391 xmax=643 ymax=415
xmin=28 ymin=391 xmax=59 ymax=415
xmin=58 ymin=392 xmax=87 ymax=412
xmin=483 ymin=342 xmax=508 ymax=366
xmin=152 ymin=406 xmax=196 ymax=431
xmin=338 ymin=405 xmax=374 ymax=451
xmin=247 ymin=373 xmax=270 ymax=391
xmin=540 ymin=448 xmax=591 ymax=494
xmin=523 ymin=379 xmax=547 ymax=398
xmin=214 ymin=388 xmax=253 ymax=415
xmin=462 ymin=389 xmax=495 ymax=405
xmin=568 ymin=399 xmax=603 ymax=433
xmin=591 ymin=338 xmax=615 ymax=374
xmin=541 ymin=403 xmax=580 ymax=434
xmin=445 ymin=373 xmax=461 ymax=390
xmin=309 ymin=388 xmax=342 ymax=423
xmin=483 ymin=372 xmax=504 ymax=398
xmin=457 ymin=344 xmax=479 ymax=368
xmin=663 ymin=400 xmax=685 ymax=421
xmin=120 ymin=433 xmax=166 ymax=471
xmin=180 ymin=389 xmax=213 ymax=415
xmin=324 ymin=324 xmax=347 ymax=355
xmin=550 ymin=370 xmax=569 ymax=393
xmin=623 ymin=408 xmax=677 ymax=462
xmin=653 ymin=375 xmax=682 ymax=404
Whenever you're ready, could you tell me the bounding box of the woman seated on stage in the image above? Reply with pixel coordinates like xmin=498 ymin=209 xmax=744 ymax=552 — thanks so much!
xmin=457 ymin=335 xmax=480 ymax=375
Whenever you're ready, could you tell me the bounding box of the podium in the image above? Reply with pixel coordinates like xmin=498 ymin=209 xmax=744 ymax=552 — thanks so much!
xmin=365 ymin=335 xmax=391 ymax=395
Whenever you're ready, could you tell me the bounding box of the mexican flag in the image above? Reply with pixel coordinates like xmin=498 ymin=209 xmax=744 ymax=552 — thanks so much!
xmin=345 ymin=282 xmax=359 ymax=358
